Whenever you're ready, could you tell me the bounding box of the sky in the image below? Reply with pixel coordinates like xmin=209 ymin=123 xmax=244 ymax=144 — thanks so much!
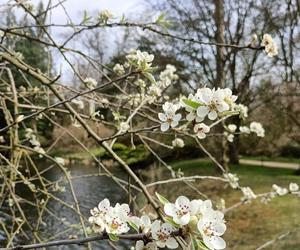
xmin=0 ymin=0 xmax=149 ymax=80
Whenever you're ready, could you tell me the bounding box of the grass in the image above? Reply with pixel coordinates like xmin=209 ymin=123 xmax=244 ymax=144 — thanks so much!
xmin=54 ymin=143 xmax=150 ymax=166
xmin=153 ymin=158 xmax=300 ymax=250
xmin=241 ymin=155 xmax=300 ymax=164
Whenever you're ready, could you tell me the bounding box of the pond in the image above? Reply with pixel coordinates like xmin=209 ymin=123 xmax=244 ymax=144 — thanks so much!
xmin=0 ymin=161 xmax=134 ymax=249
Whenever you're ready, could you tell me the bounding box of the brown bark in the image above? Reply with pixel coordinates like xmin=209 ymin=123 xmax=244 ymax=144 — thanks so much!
xmin=213 ymin=0 xmax=228 ymax=171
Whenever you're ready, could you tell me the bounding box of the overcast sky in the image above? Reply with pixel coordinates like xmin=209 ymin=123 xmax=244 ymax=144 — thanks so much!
xmin=0 ymin=0 xmax=150 ymax=79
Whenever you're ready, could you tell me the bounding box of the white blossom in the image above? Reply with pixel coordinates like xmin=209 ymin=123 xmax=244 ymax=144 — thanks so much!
xmin=55 ymin=157 xmax=65 ymax=166
xmin=197 ymin=209 xmax=226 ymax=250
xmin=224 ymin=132 xmax=234 ymax=142
xmin=120 ymin=122 xmax=130 ymax=133
xmin=272 ymin=184 xmax=288 ymax=196
xmin=196 ymin=88 xmax=232 ymax=120
xmin=151 ymin=220 xmax=178 ymax=249
xmin=227 ymin=124 xmax=237 ymax=133
xmin=99 ymin=9 xmax=113 ymax=21
xmin=164 ymin=196 xmax=197 ymax=225
xmin=239 ymin=126 xmax=250 ymax=134
xmin=88 ymin=199 xmax=130 ymax=235
xmin=113 ymin=64 xmax=125 ymax=75
xmin=223 ymin=173 xmax=239 ymax=189
xmin=158 ymin=102 xmax=181 ymax=131
xmin=157 ymin=64 xmax=178 ymax=88
xmin=130 ymin=215 xmax=152 ymax=234
xmin=194 ymin=123 xmax=210 ymax=139
xmin=250 ymin=122 xmax=265 ymax=137
xmin=261 ymin=34 xmax=278 ymax=57
xmin=289 ymin=183 xmax=299 ymax=193
xmin=172 ymin=138 xmax=185 ymax=148
xmin=234 ymin=104 xmax=248 ymax=119
xmin=84 ymin=77 xmax=97 ymax=90
xmin=126 ymin=50 xmax=154 ymax=71
xmin=72 ymin=98 xmax=84 ymax=109
xmin=135 ymin=240 xmax=157 ymax=250
xmin=241 ymin=187 xmax=257 ymax=201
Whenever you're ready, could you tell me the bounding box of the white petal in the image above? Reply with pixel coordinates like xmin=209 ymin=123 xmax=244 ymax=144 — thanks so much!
xmin=166 ymin=237 xmax=179 ymax=249
xmin=171 ymin=120 xmax=179 ymax=128
xmin=158 ymin=113 xmax=167 ymax=121
xmin=190 ymin=199 xmax=202 ymax=215
xmin=203 ymin=235 xmax=215 ymax=250
xmin=197 ymin=106 xmax=209 ymax=117
xmin=175 ymin=196 xmax=190 ymax=208
xmin=195 ymin=115 xmax=204 ymax=122
xmin=178 ymin=213 xmax=190 ymax=225
xmin=161 ymin=222 xmax=174 ymax=233
xmin=161 ymin=123 xmax=169 ymax=131
xmin=210 ymin=236 xmax=226 ymax=249
xmin=186 ymin=112 xmax=195 ymax=121
xmin=208 ymin=111 xmax=218 ymax=120
xmin=173 ymin=113 xmax=182 ymax=122
xmin=197 ymin=132 xmax=206 ymax=139
xmin=151 ymin=220 xmax=160 ymax=236
xmin=141 ymin=215 xmax=151 ymax=227
xmin=164 ymin=203 xmax=176 ymax=217
xmin=98 ymin=198 xmax=110 ymax=211
xmin=135 ymin=240 xmax=144 ymax=250
xmin=211 ymin=222 xmax=226 ymax=236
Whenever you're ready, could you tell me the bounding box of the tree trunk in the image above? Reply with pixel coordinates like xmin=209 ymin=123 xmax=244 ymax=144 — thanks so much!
xmin=213 ymin=0 xmax=228 ymax=171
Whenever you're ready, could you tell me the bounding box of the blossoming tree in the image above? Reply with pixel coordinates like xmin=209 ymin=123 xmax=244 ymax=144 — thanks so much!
xmin=0 ymin=1 xmax=299 ymax=250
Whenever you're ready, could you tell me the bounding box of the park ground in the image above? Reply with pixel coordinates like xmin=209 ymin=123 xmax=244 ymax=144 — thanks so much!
xmin=152 ymin=159 xmax=300 ymax=250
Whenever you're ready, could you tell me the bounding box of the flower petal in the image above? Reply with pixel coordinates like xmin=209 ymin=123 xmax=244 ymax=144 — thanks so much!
xmin=158 ymin=113 xmax=167 ymax=121
xmin=161 ymin=123 xmax=169 ymax=132
xmin=164 ymin=203 xmax=176 ymax=217
xmin=166 ymin=237 xmax=179 ymax=249
xmin=208 ymin=111 xmax=218 ymax=120
xmin=197 ymin=106 xmax=209 ymax=117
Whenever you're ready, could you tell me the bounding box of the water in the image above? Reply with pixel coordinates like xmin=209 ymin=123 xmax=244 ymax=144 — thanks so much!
xmin=1 ymin=162 xmax=133 ymax=249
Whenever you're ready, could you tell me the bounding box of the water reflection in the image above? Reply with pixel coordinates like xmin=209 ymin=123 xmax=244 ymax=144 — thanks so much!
xmin=3 ymin=162 xmax=132 ymax=249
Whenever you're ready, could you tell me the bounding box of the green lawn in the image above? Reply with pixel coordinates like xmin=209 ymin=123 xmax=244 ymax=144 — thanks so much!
xmin=152 ymin=159 xmax=300 ymax=250
xmin=240 ymin=155 xmax=300 ymax=164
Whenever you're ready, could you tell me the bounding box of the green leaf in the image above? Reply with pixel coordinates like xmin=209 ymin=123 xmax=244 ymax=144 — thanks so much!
xmin=128 ymin=221 xmax=139 ymax=233
xmin=182 ymin=98 xmax=202 ymax=109
xmin=155 ymin=192 xmax=170 ymax=205
xmin=190 ymin=237 xmax=197 ymax=250
xmin=143 ymin=72 xmax=156 ymax=84
xmin=155 ymin=13 xmax=166 ymax=23
xmin=164 ymin=217 xmax=180 ymax=228
xmin=219 ymin=110 xmax=240 ymax=117
xmin=196 ymin=239 xmax=210 ymax=250
xmin=108 ymin=233 xmax=119 ymax=242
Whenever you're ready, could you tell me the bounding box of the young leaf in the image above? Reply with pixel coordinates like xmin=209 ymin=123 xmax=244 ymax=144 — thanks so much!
xmin=128 ymin=221 xmax=139 ymax=233
xmin=143 ymin=72 xmax=156 ymax=84
xmin=155 ymin=192 xmax=170 ymax=205
xmin=197 ymin=240 xmax=210 ymax=250
xmin=182 ymin=98 xmax=202 ymax=109
xmin=164 ymin=217 xmax=180 ymax=228
xmin=219 ymin=110 xmax=240 ymax=117
xmin=108 ymin=233 xmax=119 ymax=242
xmin=155 ymin=13 xmax=166 ymax=24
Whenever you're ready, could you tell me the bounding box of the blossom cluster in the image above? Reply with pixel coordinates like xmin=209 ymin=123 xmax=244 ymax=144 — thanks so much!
xmin=262 ymin=182 xmax=299 ymax=203
xmin=224 ymin=121 xmax=265 ymax=143
xmin=158 ymin=87 xmax=240 ymax=139
xmin=88 ymin=198 xmax=130 ymax=235
xmin=25 ymin=128 xmax=45 ymax=156
xmin=261 ymin=34 xmax=278 ymax=57
xmin=89 ymin=195 xmax=226 ymax=250
xmin=163 ymin=196 xmax=226 ymax=250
